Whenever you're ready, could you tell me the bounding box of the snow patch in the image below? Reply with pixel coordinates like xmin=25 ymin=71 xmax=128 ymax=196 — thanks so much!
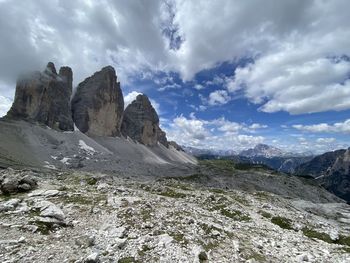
xmin=60 ymin=157 xmax=71 ymax=165
xmin=79 ymin=140 xmax=96 ymax=155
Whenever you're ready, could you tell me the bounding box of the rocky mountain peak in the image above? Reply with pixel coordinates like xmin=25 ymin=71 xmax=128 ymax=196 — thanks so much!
xmin=240 ymin=143 xmax=285 ymax=158
xmin=5 ymin=62 xmax=74 ymax=131
xmin=121 ymin=94 xmax=168 ymax=146
xmin=71 ymin=66 xmax=124 ymax=137
xmin=45 ymin=62 xmax=57 ymax=75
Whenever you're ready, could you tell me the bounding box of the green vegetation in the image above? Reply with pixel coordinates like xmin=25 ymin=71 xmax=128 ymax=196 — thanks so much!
xmin=200 ymin=159 xmax=236 ymax=173
xmin=86 ymin=177 xmax=97 ymax=185
xmin=302 ymin=227 xmax=333 ymax=243
xmin=302 ymin=227 xmax=350 ymax=247
xmin=259 ymin=210 xmax=272 ymax=218
xmin=169 ymin=232 xmax=189 ymax=246
xmin=220 ymin=208 xmax=251 ymax=221
xmin=118 ymin=257 xmax=138 ymax=263
xmin=338 ymin=235 xmax=350 ymax=246
xmin=271 ymin=216 xmax=293 ymax=230
xmin=157 ymin=188 xmax=187 ymax=198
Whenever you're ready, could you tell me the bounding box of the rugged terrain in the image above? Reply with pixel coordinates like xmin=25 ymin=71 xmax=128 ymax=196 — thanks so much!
xmin=1 ymin=163 xmax=350 ymax=263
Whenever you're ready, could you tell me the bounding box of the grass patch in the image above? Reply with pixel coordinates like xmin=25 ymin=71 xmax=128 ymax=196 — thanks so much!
xmin=200 ymin=159 xmax=236 ymax=173
xmin=220 ymin=208 xmax=251 ymax=221
xmin=86 ymin=177 xmax=97 ymax=185
xmin=157 ymin=188 xmax=187 ymax=199
xmin=302 ymin=227 xmax=350 ymax=247
xmin=246 ymin=251 xmax=266 ymax=262
xmin=259 ymin=210 xmax=272 ymax=219
xmin=271 ymin=216 xmax=293 ymax=230
xmin=118 ymin=257 xmax=138 ymax=263
xmin=338 ymin=235 xmax=350 ymax=246
xmin=302 ymin=227 xmax=333 ymax=243
xmin=169 ymin=232 xmax=189 ymax=246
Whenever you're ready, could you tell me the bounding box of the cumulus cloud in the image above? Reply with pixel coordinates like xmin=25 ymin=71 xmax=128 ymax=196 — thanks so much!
xmin=1 ymin=0 xmax=350 ymax=116
xmin=0 ymin=96 xmax=12 ymax=117
xmin=292 ymin=119 xmax=350 ymax=134
xmin=165 ymin=115 xmax=266 ymax=150
xmin=208 ymin=90 xmax=231 ymax=106
xmin=231 ymin=56 xmax=350 ymax=114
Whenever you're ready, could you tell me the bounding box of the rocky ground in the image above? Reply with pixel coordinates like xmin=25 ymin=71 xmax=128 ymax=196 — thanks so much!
xmin=1 ymin=167 xmax=350 ymax=263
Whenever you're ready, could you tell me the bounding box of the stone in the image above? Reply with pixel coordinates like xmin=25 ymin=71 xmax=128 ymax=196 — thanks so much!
xmin=1 ymin=176 xmax=19 ymax=194
xmin=75 ymin=234 xmax=95 ymax=248
xmin=18 ymin=183 xmax=31 ymax=191
xmin=36 ymin=200 xmax=65 ymax=221
xmin=0 ymin=198 xmax=21 ymax=212
xmin=5 ymin=62 xmax=74 ymax=131
xmin=198 ymin=251 xmax=208 ymax=262
xmin=71 ymin=66 xmax=124 ymax=136
xmin=85 ymin=252 xmax=100 ymax=263
xmin=121 ymin=94 xmax=168 ymax=146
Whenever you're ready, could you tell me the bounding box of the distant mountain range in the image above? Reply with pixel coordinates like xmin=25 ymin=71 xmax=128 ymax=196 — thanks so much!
xmin=183 ymin=143 xmax=350 ymax=203
xmin=183 ymin=144 xmax=313 ymax=173
xmin=182 ymin=146 xmax=237 ymax=157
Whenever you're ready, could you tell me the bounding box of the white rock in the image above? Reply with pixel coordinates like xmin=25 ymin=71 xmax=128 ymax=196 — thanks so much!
xmin=85 ymin=252 xmax=99 ymax=263
xmin=36 ymin=200 xmax=65 ymax=221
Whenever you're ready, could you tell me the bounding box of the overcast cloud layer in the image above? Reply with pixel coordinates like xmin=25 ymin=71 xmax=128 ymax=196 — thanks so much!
xmin=0 ymin=0 xmax=349 ymax=153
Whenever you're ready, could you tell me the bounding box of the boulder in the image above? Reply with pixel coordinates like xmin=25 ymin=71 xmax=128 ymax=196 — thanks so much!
xmin=71 ymin=66 xmax=124 ymax=136
xmin=5 ymin=62 xmax=74 ymax=131
xmin=121 ymin=94 xmax=168 ymax=146
xmin=0 ymin=170 xmax=37 ymax=194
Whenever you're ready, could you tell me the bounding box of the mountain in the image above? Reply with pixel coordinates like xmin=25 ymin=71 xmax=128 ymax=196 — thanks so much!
xmin=239 ymin=144 xmax=286 ymax=158
xmin=322 ymin=148 xmax=350 ymax=202
xmin=121 ymin=94 xmax=168 ymax=147
xmin=182 ymin=146 xmax=237 ymax=156
xmin=5 ymin=62 xmax=74 ymax=131
xmin=0 ymin=63 xmax=195 ymax=171
xmin=295 ymin=149 xmax=346 ymax=178
xmin=71 ymin=66 xmax=124 ymax=137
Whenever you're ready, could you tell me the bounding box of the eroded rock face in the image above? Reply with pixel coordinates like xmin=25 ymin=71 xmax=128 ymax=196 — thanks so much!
xmin=71 ymin=66 xmax=124 ymax=137
xmin=6 ymin=62 xmax=74 ymax=131
xmin=121 ymin=94 xmax=168 ymax=146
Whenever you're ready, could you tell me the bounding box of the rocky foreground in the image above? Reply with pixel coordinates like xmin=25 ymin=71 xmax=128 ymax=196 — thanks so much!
xmin=1 ymin=167 xmax=350 ymax=263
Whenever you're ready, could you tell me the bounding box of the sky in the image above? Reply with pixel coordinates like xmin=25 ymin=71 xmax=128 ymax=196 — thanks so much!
xmin=0 ymin=0 xmax=350 ymax=154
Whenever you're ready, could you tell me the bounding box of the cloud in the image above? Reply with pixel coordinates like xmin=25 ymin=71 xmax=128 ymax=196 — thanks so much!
xmin=157 ymin=83 xmax=181 ymax=91
xmin=1 ymin=0 xmax=350 ymax=117
xmin=193 ymin=84 xmax=204 ymax=90
xmin=292 ymin=119 xmax=350 ymax=134
xmin=231 ymin=56 xmax=350 ymax=114
xmin=165 ymin=115 xmax=266 ymax=150
xmin=208 ymin=90 xmax=231 ymax=106
xmin=0 ymin=95 xmax=12 ymax=117
xmin=123 ymin=91 xmax=160 ymax=114
xmin=124 ymin=91 xmax=142 ymax=108
xmin=316 ymin=137 xmax=336 ymax=143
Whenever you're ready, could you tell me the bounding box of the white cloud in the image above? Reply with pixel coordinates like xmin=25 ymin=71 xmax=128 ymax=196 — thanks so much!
xmin=208 ymin=90 xmax=231 ymax=106
xmin=232 ymin=56 xmax=350 ymax=114
xmin=157 ymin=83 xmax=181 ymax=91
xmin=316 ymin=137 xmax=336 ymax=143
xmin=1 ymin=0 xmax=350 ymax=116
xmin=193 ymin=84 xmax=204 ymax=90
xmin=292 ymin=119 xmax=350 ymax=134
xmin=0 ymin=95 xmax=12 ymax=117
xmin=124 ymin=91 xmax=142 ymax=108
xmin=165 ymin=115 xmax=266 ymax=150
